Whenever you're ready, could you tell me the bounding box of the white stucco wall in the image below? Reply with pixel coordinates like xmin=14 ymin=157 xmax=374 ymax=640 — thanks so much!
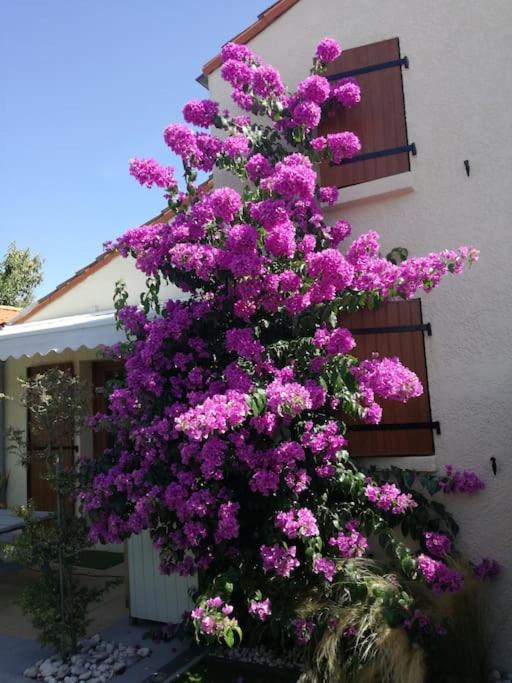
xmin=28 ymin=253 xmax=185 ymax=322
xmin=207 ymin=0 xmax=512 ymax=667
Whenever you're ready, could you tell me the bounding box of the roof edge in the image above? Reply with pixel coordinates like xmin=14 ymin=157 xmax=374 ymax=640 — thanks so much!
xmin=12 ymin=179 xmax=213 ymax=326
xmin=12 ymin=206 xmax=175 ymax=326
xmin=200 ymin=0 xmax=300 ymax=83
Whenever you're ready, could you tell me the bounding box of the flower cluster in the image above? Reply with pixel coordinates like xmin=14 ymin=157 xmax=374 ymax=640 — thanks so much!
xmin=365 ymin=482 xmax=418 ymax=515
xmin=352 ymin=354 xmax=423 ymax=403
xmin=175 ymin=391 xmax=249 ymax=441
xmin=129 ymin=158 xmax=177 ymax=190
xmin=191 ymin=596 xmax=238 ymax=641
xmin=261 ymin=544 xmax=300 ymax=578
xmin=439 ymin=465 xmax=485 ymax=494
xmin=293 ymin=618 xmax=316 ymax=645
xmin=248 ymin=597 xmax=272 ymax=621
xmin=424 ymin=532 xmax=451 ymax=558
xmin=417 ymin=554 xmax=464 ymax=593
xmin=329 ymin=520 xmax=368 ymax=558
xmin=474 ymin=558 xmax=501 ymax=580
xmin=275 ymin=507 xmax=319 ymax=538
xmin=313 ymin=556 xmax=338 ymax=582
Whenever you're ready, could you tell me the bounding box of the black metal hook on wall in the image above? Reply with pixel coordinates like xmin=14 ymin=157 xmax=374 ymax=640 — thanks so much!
xmin=490 ymin=457 xmax=497 ymax=475
xmin=464 ymin=160 xmax=470 ymax=177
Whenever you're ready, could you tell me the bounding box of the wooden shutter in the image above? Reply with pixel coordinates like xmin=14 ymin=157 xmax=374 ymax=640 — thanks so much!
xmin=341 ymin=300 xmax=436 ymax=457
xmin=92 ymin=361 xmax=124 ymax=457
xmin=27 ymin=363 xmax=75 ymax=511
xmin=318 ymin=37 xmax=412 ymax=188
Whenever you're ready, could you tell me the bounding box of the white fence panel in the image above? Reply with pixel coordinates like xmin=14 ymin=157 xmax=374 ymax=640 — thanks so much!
xmin=128 ymin=530 xmax=196 ymax=623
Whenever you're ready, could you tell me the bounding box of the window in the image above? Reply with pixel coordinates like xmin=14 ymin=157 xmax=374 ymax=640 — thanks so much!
xmin=319 ymin=37 xmax=414 ymax=188
xmin=92 ymin=361 xmax=125 ymax=457
xmin=27 ymin=363 xmax=75 ymax=511
xmin=341 ymin=300 xmax=437 ymax=457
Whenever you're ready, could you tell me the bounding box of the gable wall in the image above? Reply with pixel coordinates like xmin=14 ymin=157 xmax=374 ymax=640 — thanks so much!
xmin=208 ymin=0 xmax=512 ymax=667
xmin=27 ymin=254 xmax=186 ymax=322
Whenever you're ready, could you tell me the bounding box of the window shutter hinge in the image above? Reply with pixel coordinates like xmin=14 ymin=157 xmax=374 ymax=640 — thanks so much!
xmin=349 ymin=421 xmax=441 ymax=436
xmin=330 ymin=142 xmax=417 ymax=166
xmin=328 ymin=55 xmax=409 ymax=82
xmin=349 ymin=322 xmax=431 ymax=336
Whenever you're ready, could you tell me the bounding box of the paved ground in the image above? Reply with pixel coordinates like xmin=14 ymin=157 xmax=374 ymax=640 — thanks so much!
xmin=0 ymin=557 xmax=189 ymax=683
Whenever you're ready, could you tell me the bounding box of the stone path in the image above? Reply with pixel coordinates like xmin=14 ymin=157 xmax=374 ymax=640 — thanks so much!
xmin=0 ymin=620 xmax=188 ymax=683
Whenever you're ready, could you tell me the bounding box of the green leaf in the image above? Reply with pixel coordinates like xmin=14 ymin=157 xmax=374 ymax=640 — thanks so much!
xmin=224 ymin=630 xmax=234 ymax=647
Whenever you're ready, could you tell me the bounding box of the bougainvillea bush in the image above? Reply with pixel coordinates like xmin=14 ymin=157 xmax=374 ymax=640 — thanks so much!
xmin=80 ymin=37 xmax=494 ymax=681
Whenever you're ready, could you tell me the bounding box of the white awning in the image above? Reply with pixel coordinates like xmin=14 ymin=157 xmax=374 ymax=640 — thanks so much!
xmin=0 ymin=311 xmax=124 ymax=360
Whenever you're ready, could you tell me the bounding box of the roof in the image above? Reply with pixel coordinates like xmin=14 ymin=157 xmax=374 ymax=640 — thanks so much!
xmin=0 ymin=311 xmax=123 ymax=360
xmin=0 ymin=306 xmax=22 ymax=326
xmin=199 ymin=0 xmax=300 ymax=85
xmin=11 ymin=177 xmax=217 ymax=327
xmin=12 ymin=204 xmax=176 ymax=326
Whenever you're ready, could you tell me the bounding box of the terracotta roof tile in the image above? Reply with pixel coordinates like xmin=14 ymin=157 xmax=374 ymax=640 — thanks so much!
xmin=0 ymin=306 xmax=22 ymax=325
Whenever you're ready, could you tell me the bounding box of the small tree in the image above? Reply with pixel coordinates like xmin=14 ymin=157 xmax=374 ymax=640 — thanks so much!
xmin=4 ymin=368 xmax=115 ymax=658
xmin=0 ymin=242 xmax=43 ymax=307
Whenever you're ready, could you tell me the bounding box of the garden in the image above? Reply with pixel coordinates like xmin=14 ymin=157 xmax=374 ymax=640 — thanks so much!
xmin=3 ymin=33 xmax=501 ymax=683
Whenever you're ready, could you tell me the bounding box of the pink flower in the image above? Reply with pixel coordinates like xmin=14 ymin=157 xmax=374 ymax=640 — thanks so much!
xmin=417 ymin=554 xmax=464 ymax=593
xmin=222 ymin=135 xmax=250 ymax=158
xmin=424 ymin=532 xmax=451 ymax=558
xmin=268 ymin=154 xmax=316 ymax=202
xmin=175 ymin=391 xmax=249 ymax=441
xmin=297 ymin=75 xmax=331 ymax=104
xmin=319 ymin=186 xmax=339 ymax=206
xmin=332 ymin=78 xmax=361 ymax=108
xmin=293 ymin=617 xmax=315 ymax=645
xmin=253 ymin=65 xmax=285 ymax=97
xmin=329 ymin=521 xmax=368 ymax=558
xmin=365 ymin=482 xmax=417 ymax=514
xmin=266 ymin=380 xmax=312 ymax=417
xmin=316 ymin=37 xmax=342 ymax=63
xmin=249 ymin=598 xmax=272 ymax=621
xmin=183 ymin=99 xmax=219 ymax=128
xmin=163 ymin=123 xmax=197 ymax=159
xmin=313 ymin=556 xmax=337 ymax=582
xmin=246 ymin=153 xmax=273 ymax=182
xmin=439 ymin=465 xmax=485 ymax=494
xmin=275 ymin=507 xmax=319 ymax=538
xmin=352 ymin=354 xmax=423 ymax=402
xmin=221 ymin=59 xmax=252 ymax=88
xmin=209 ymin=187 xmax=242 ymax=222
xmin=326 ymin=132 xmax=362 ymax=163
xmin=261 ymin=544 xmax=300 ymax=577
xmin=129 ymin=158 xmax=177 ymax=189
xmin=220 ymin=42 xmax=254 ymax=64
xmin=474 ymin=558 xmax=501 ymax=580
xmin=291 ymin=100 xmax=322 ymax=129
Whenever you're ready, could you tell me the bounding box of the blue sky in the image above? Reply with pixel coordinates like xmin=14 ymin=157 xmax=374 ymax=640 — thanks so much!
xmin=0 ymin=0 xmax=270 ymax=298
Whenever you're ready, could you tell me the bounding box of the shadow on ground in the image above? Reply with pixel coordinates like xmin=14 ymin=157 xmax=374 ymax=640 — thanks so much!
xmin=0 ymin=556 xmax=187 ymax=682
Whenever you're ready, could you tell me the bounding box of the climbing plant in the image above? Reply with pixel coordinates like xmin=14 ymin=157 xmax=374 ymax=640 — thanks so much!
xmin=79 ymin=37 xmax=495 ymax=682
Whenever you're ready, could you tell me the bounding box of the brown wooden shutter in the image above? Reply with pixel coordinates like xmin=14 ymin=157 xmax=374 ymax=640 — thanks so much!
xmin=318 ymin=37 xmax=412 ymax=188
xmin=27 ymin=363 xmax=75 ymax=511
xmin=341 ymin=300 xmax=436 ymax=457
xmin=92 ymin=360 xmax=124 ymax=457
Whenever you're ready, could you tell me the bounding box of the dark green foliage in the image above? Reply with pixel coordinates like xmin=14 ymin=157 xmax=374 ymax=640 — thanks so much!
xmin=0 ymin=242 xmax=43 ymax=307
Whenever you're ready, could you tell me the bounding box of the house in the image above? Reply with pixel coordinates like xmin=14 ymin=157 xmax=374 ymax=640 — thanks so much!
xmin=0 ymin=211 xmax=195 ymax=624
xmin=198 ymin=0 xmax=512 ymax=667
xmin=1 ymin=0 xmax=511 ymax=666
